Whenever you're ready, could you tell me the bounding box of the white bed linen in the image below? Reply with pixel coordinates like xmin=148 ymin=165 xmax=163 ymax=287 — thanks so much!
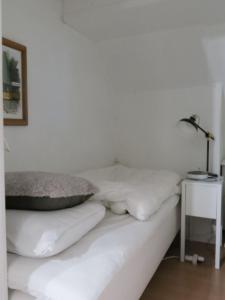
xmin=8 ymin=195 xmax=180 ymax=300
xmin=80 ymin=165 xmax=181 ymax=220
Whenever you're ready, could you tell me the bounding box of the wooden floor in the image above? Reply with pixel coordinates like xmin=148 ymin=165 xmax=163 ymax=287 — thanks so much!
xmin=141 ymin=242 xmax=225 ymax=300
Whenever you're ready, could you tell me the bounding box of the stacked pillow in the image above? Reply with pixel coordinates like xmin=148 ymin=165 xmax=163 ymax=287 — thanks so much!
xmin=6 ymin=172 xmax=98 ymax=211
xmin=5 ymin=172 xmax=104 ymax=258
xmin=6 ymin=202 xmax=105 ymax=258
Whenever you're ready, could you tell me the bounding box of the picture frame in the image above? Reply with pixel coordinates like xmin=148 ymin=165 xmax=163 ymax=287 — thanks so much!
xmin=2 ymin=38 xmax=28 ymax=126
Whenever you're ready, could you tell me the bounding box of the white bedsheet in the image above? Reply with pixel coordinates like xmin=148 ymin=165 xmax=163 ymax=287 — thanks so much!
xmin=8 ymin=195 xmax=179 ymax=300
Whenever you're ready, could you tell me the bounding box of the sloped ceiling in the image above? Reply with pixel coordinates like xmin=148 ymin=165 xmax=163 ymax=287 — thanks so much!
xmin=97 ymin=24 xmax=225 ymax=92
xmin=63 ymin=0 xmax=225 ymax=41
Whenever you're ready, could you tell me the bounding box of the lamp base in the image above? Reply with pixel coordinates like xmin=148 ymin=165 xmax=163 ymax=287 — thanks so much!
xmin=187 ymin=171 xmax=208 ymax=180
xmin=207 ymin=172 xmax=218 ymax=178
xmin=187 ymin=171 xmax=218 ymax=180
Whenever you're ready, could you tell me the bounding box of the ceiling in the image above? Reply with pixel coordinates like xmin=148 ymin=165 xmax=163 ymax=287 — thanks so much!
xmin=63 ymin=0 xmax=225 ymax=41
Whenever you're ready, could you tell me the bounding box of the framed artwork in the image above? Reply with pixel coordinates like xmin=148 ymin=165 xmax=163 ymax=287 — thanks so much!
xmin=2 ymin=38 xmax=28 ymax=126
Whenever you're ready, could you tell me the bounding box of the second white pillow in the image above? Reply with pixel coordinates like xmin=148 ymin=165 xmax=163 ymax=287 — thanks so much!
xmin=7 ymin=202 xmax=105 ymax=258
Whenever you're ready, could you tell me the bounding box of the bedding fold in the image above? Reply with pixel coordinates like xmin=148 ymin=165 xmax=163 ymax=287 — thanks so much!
xmin=80 ymin=165 xmax=181 ymax=220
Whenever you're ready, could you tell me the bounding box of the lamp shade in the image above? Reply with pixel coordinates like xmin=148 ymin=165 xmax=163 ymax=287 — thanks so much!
xmin=179 ymin=115 xmax=199 ymax=131
xmin=178 ymin=116 xmax=198 ymax=136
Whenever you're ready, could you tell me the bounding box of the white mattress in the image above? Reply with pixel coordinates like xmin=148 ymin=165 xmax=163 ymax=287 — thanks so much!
xmin=8 ymin=195 xmax=180 ymax=300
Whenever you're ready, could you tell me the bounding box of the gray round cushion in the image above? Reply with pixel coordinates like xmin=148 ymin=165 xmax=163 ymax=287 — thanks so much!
xmin=6 ymin=172 xmax=98 ymax=211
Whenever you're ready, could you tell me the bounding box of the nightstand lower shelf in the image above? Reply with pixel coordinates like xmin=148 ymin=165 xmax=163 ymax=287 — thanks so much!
xmin=180 ymin=179 xmax=223 ymax=270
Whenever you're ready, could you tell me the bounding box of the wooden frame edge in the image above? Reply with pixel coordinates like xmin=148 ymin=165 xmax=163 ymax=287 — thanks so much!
xmin=2 ymin=38 xmax=28 ymax=126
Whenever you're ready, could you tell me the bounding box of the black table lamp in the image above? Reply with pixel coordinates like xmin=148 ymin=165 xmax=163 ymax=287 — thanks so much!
xmin=179 ymin=114 xmax=216 ymax=176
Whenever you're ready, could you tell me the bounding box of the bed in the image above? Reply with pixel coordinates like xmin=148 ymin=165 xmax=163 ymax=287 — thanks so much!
xmin=8 ymin=194 xmax=180 ymax=300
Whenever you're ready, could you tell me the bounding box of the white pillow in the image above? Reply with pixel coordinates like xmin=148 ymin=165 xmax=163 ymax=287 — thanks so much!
xmin=6 ymin=202 xmax=105 ymax=258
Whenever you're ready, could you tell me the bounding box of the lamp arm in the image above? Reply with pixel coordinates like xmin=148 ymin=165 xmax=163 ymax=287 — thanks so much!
xmin=195 ymin=123 xmax=214 ymax=140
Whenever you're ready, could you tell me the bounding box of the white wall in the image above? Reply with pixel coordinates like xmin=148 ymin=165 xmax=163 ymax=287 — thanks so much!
xmin=4 ymin=0 xmax=225 ymax=176
xmin=3 ymin=0 xmax=115 ymax=173
xmin=98 ymin=23 xmax=225 ymax=93
xmin=114 ymin=86 xmax=217 ymax=176
xmin=97 ymin=23 xmax=225 ymax=173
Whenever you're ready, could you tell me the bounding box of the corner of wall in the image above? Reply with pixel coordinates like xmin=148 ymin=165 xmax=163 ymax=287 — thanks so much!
xmin=211 ymin=82 xmax=223 ymax=175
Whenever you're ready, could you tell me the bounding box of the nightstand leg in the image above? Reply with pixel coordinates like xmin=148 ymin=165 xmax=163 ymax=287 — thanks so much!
xmin=215 ymin=189 xmax=222 ymax=270
xmin=180 ymin=191 xmax=186 ymax=262
xmin=215 ymin=217 xmax=221 ymax=269
xmin=215 ymin=222 xmax=221 ymax=269
xmin=180 ymin=215 xmax=185 ymax=262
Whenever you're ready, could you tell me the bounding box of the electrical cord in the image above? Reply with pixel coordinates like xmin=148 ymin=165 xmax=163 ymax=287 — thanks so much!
xmin=163 ymin=256 xmax=179 ymax=261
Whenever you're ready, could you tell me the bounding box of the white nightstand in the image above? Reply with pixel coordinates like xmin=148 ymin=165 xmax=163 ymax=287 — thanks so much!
xmin=180 ymin=178 xmax=223 ymax=269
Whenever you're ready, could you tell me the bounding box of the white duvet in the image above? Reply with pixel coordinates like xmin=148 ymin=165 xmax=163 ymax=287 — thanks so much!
xmin=80 ymin=165 xmax=181 ymax=220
